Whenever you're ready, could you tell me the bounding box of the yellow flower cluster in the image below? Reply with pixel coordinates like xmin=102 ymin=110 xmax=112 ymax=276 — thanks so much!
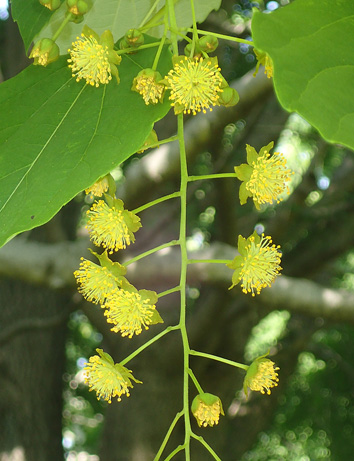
xmin=191 ymin=393 xmax=224 ymax=427
xmin=235 ymin=143 xmax=293 ymax=210
xmin=228 ymin=232 xmax=282 ymax=296
xmin=103 ymin=285 xmax=161 ymax=338
xmin=85 ymin=199 xmax=141 ymax=253
xmin=68 ymin=27 xmax=121 ymax=87
xmin=132 ymin=69 xmax=165 ymax=105
xmin=243 ymin=355 xmax=280 ymax=397
xmin=166 ymin=56 xmax=224 ymax=115
xmin=85 ymin=176 xmax=110 ymax=198
xmin=84 ymin=349 xmax=141 ymax=403
xmin=68 ymin=34 xmax=112 ymax=87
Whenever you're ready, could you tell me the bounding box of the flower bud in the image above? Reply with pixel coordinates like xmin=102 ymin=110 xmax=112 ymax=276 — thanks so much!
xmin=119 ymin=29 xmax=144 ymax=51
xmin=198 ymin=35 xmax=219 ymax=53
xmin=218 ymin=87 xmax=239 ymax=107
xmin=30 ymin=38 xmax=60 ymax=66
xmin=243 ymin=354 xmax=279 ymax=398
xmin=191 ymin=393 xmax=224 ymax=427
xmin=184 ymin=42 xmax=202 ymax=58
xmin=132 ymin=68 xmax=165 ymax=105
xmin=66 ymin=0 xmax=90 ymax=16
xmin=39 ymin=0 xmax=61 ymax=10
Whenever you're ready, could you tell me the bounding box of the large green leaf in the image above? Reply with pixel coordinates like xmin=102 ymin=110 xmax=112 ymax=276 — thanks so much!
xmin=11 ymin=0 xmax=53 ymax=52
xmin=251 ymin=0 xmax=354 ymax=151
xmin=0 ymin=41 xmax=171 ymax=248
xmin=37 ymin=0 xmax=222 ymax=54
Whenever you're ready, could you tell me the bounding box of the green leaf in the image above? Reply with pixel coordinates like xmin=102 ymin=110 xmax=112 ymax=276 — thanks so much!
xmin=0 ymin=40 xmax=172 ymax=248
xmin=11 ymin=0 xmax=53 ymax=53
xmin=252 ymin=1 xmax=354 ymax=150
xmin=37 ymin=0 xmax=222 ymax=54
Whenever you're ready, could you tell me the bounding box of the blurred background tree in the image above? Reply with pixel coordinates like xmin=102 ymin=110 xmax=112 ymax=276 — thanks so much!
xmin=0 ymin=1 xmax=353 ymax=460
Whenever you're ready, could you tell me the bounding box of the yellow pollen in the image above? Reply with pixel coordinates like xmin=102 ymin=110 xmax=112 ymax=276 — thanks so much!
xmin=135 ymin=76 xmax=164 ymax=105
xmin=68 ymin=34 xmax=112 ymax=87
xmin=84 ymin=354 xmax=137 ymax=403
xmin=247 ymin=151 xmax=293 ymax=206
xmin=194 ymin=401 xmax=222 ymax=427
xmin=85 ymin=177 xmax=110 ymax=198
xmin=249 ymin=360 xmax=280 ymax=395
xmin=31 ymin=49 xmax=49 ymax=66
xmin=103 ymin=289 xmax=156 ymax=338
xmin=74 ymin=258 xmax=119 ymax=304
xmin=86 ymin=200 xmax=132 ymax=253
xmin=239 ymin=234 xmax=282 ymax=296
xmin=166 ymin=56 xmax=223 ymax=115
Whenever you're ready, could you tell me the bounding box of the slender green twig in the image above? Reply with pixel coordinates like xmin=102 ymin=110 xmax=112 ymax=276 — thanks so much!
xmin=116 ymin=42 xmax=162 ymax=55
xmin=132 ymin=191 xmax=181 ymax=214
xmin=123 ymin=240 xmax=180 ymax=266
xmin=154 ymin=411 xmax=184 ymax=460
xmin=164 ymin=444 xmax=186 ymax=461
xmin=190 ymin=350 xmax=248 ymax=370
xmin=52 ymin=13 xmax=73 ymax=41
xmin=152 ymin=5 xmax=169 ymax=70
xmin=121 ymin=325 xmax=179 ymax=366
xmin=187 ymin=259 xmax=232 ymax=265
xmin=158 ymin=286 xmax=181 ymax=298
xmin=167 ymin=0 xmax=179 ymax=55
xmin=188 ymin=368 xmax=204 ymax=394
xmin=136 ymin=134 xmax=179 ymax=156
xmin=139 ymin=0 xmax=161 ymax=28
xmin=176 ymin=113 xmax=192 ymax=461
xmin=188 ymin=173 xmax=237 ymax=182
xmin=188 ymin=28 xmax=254 ymax=46
xmin=189 ymin=0 xmax=199 ymax=56
xmin=190 ymin=433 xmax=222 ymax=461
